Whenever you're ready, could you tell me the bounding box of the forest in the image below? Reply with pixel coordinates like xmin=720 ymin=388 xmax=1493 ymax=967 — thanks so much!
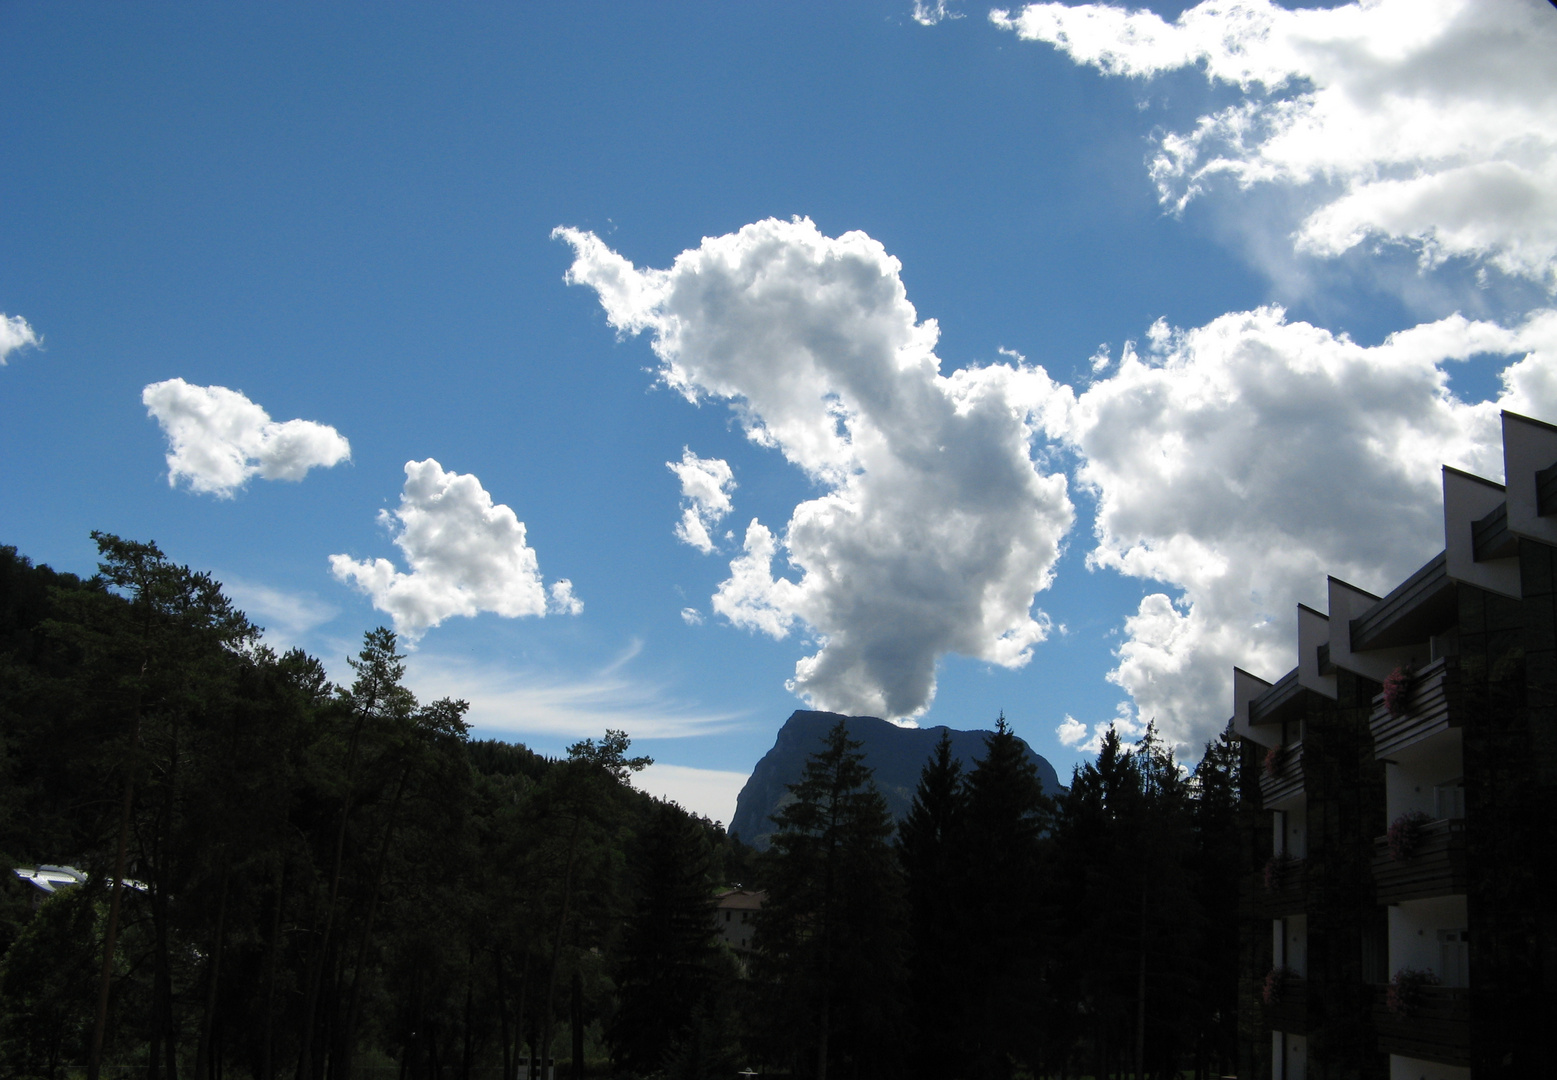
xmin=0 ymin=535 xmax=1251 ymax=1080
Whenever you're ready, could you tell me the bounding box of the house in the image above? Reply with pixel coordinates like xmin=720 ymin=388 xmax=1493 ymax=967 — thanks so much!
xmin=1230 ymin=411 xmax=1557 ymax=1080
xmin=715 ymin=887 xmax=764 ymax=954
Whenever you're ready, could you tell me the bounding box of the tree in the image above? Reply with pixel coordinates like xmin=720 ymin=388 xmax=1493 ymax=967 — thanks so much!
xmin=609 ymin=800 xmax=729 ymax=1077
xmin=754 ymin=719 xmax=905 ymax=1080
xmin=960 ymin=715 xmax=1053 ymax=1080
xmin=897 ymin=730 xmax=969 ymax=1080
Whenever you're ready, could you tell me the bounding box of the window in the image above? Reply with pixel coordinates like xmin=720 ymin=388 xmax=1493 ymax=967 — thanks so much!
xmin=1438 ymin=928 xmax=1469 ymax=987
xmin=1434 ymin=782 xmax=1465 ymax=820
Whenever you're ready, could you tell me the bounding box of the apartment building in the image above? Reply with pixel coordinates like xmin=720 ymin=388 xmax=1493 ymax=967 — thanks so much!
xmin=1231 ymin=412 xmax=1557 ymax=1080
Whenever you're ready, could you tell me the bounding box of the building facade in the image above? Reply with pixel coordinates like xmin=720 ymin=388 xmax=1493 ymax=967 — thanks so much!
xmin=1232 ymin=412 xmax=1557 ymax=1079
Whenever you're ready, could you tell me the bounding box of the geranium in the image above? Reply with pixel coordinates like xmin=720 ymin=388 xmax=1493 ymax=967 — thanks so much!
xmin=1263 ymin=852 xmax=1295 ymax=892
xmin=1261 ymin=966 xmax=1293 ymax=1007
xmin=1262 ymin=744 xmax=1287 ymax=779
xmin=1386 ymin=967 xmax=1440 ymax=1017
xmin=1382 ymin=665 xmax=1415 ymax=718
xmin=1387 ymin=811 xmax=1432 ymax=860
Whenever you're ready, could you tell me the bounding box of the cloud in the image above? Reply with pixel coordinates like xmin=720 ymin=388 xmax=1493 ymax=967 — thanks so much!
xmin=1053 ymin=303 xmax=1557 ymax=746
xmin=1055 ymin=701 xmax=1144 ymax=755
xmin=142 ymin=378 xmax=351 ymax=497
xmin=220 ymin=576 xmax=340 ymax=646
xmin=0 ymin=314 xmax=40 ymax=365
xmin=1056 ymin=714 xmax=1089 ymax=747
xmin=912 ymin=0 xmax=964 ymax=26
xmin=330 ymin=459 xmax=577 ymax=640
xmin=558 ymin=218 xmax=1074 ymax=720
xmin=681 ymin=607 xmax=705 ymax=626
xmin=631 ymin=763 xmax=752 ymax=827
xmin=406 ymin=651 xmax=747 ymax=741
xmin=993 ymin=0 xmax=1557 ymax=285
xmin=668 ymin=448 xmax=736 ymax=553
xmin=549 ymin=579 xmax=584 ymax=616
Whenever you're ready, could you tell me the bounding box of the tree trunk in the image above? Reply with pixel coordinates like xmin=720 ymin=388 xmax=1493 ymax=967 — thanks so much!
xmin=262 ymin=861 xmax=286 ymax=1080
xmin=195 ymin=860 xmax=232 ymax=1080
xmin=570 ymin=967 xmax=584 ymax=1080
xmin=496 ymin=948 xmax=512 ymax=1080
xmin=540 ymin=817 xmax=583 ymax=1080
xmin=297 ymin=704 xmax=372 ymax=1080
xmin=1135 ymin=885 xmax=1147 ymax=1080
xmin=86 ymin=704 xmax=142 ymax=1080
xmin=337 ymin=762 xmax=412 ymax=1077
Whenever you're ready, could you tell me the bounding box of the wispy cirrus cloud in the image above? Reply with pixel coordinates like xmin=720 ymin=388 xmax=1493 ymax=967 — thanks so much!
xmin=406 ymin=647 xmax=748 ymax=742
xmin=220 ymin=576 xmax=340 ymax=647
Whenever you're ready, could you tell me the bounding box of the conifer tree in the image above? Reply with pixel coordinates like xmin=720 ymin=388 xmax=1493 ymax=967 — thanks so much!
xmin=897 ymin=730 xmax=969 ymax=1080
xmin=610 ymin=800 xmax=728 ymax=1076
xmin=754 ymin=719 xmax=904 ymax=1080
xmin=961 ymin=714 xmax=1052 ymax=1080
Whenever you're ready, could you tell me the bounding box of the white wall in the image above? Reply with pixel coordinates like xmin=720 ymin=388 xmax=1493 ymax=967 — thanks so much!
xmin=1388 ymin=895 xmax=1468 ymax=981
xmin=1389 ymin=1054 xmax=1469 ymax=1080
xmin=1386 ymin=730 xmax=1463 ymax=822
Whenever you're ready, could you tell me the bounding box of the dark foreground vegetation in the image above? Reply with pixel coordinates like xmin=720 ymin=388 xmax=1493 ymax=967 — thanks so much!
xmin=0 ymin=537 xmax=1247 ymax=1080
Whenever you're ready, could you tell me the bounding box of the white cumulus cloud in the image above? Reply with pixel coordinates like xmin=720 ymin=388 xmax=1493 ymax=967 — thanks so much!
xmin=993 ymin=0 xmax=1557 ymax=284
xmin=330 ymin=458 xmax=577 ymax=640
xmin=681 ymin=607 xmax=705 ymax=626
xmin=142 ymin=378 xmax=351 ymax=497
xmin=557 ymin=218 xmax=1074 ymax=720
xmin=1053 ymin=304 xmax=1557 ymax=746
xmin=0 ymin=314 xmax=41 ymax=365
xmin=668 ymin=448 xmax=736 ymax=553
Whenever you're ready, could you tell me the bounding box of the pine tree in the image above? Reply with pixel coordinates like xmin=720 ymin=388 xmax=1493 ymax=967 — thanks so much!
xmin=961 ymin=714 xmax=1052 ymax=1080
xmin=609 ymin=800 xmax=727 ymax=1077
xmin=897 ymin=730 xmax=969 ymax=1080
xmin=754 ymin=719 xmax=905 ymax=1080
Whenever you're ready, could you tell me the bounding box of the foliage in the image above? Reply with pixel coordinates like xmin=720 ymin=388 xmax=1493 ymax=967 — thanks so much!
xmin=0 ymin=536 xmax=1256 ymax=1080
xmin=1386 ymin=967 xmax=1441 ymax=1017
xmin=1382 ymin=665 xmax=1415 ymax=718
xmin=1386 ymin=810 xmax=1433 ymax=860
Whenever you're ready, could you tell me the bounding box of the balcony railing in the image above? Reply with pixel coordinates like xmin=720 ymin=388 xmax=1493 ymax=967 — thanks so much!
xmin=1258 ymin=857 xmax=1306 ymax=918
xmin=1259 ymin=742 xmax=1303 ymax=806
xmin=1371 ymin=984 xmax=1470 ymax=1066
xmin=1372 ymin=818 xmax=1467 ymax=904
xmin=1369 ymin=656 xmax=1460 ymax=759
xmin=1264 ymin=975 xmax=1308 ymax=1036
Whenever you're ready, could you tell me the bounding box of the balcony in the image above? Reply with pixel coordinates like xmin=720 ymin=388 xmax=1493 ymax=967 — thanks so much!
xmin=1371 ymin=984 xmax=1470 ymax=1066
xmin=1369 ymin=656 xmax=1460 ymax=759
xmin=1264 ymin=975 xmax=1308 ymax=1036
xmin=1259 ymin=742 xmax=1304 ymax=806
xmin=1372 ymin=819 xmax=1467 ymax=904
xmin=1258 ymin=857 xmax=1306 ymax=918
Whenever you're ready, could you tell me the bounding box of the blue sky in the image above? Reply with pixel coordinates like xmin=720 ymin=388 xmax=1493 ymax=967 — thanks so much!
xmin=4 ymin=1 xmax=1555 ymax=823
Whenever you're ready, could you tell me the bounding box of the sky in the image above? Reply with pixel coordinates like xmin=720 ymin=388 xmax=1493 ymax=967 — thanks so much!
xmin=3 ymin=0 xmax=1555 ymax=826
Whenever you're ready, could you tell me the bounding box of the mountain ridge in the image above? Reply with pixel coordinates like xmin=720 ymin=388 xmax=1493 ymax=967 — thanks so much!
xmin=729 ymin=709 xmax=1062 ymax=849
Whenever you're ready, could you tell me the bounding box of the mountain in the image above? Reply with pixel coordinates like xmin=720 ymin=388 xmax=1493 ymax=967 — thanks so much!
xmin=728 ymin=710 xmax=1062 ymax=850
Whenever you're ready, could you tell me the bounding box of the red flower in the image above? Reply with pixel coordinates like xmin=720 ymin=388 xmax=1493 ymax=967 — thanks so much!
xmin=1382 ymin=665 xmax=1414 ymax=717
xmin=1387 ymin=811 xmax=1432 ymax=861
xmin=1386 ymin=967 xmax=1440 ymax=1017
